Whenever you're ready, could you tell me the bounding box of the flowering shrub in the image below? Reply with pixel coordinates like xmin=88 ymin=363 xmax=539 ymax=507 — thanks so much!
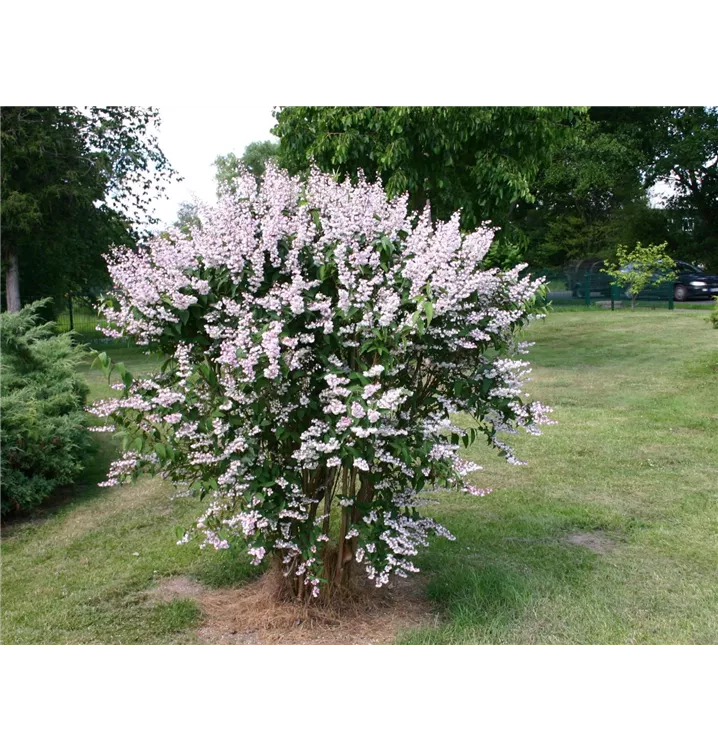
xmin=90 ymin=165 xmax=552 ymax=599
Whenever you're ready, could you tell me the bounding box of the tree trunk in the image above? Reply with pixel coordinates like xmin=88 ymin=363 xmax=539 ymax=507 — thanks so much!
xmin=4 ymin=246 xmax=21 ymax=312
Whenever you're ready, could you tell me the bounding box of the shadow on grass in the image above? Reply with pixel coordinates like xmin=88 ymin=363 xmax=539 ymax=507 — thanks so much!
xmin=398 ymin=520 xmax=608 ymax=644
xmin=1 ymin=432 xmax=117 ymax=536
xmin=190 ymin=544 xmax=266 ymax=589
xmin=147 ymin=599 xmax=203 ymax=639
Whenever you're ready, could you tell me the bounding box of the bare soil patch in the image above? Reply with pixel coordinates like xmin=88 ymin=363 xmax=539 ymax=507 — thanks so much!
xmin=565 ymin=531 xmax=616 ymax=554
xmin=147 ymin=575 xmax=207 ymax=603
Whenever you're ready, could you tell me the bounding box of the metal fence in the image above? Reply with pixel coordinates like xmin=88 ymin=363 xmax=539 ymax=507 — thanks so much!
xmin=54 ymin=296 xmax=108 ymax=341
xmin=0 ymin=290 xmax=106 ymax=343
xmin=530 ymin=267 xmax=675 ymax=310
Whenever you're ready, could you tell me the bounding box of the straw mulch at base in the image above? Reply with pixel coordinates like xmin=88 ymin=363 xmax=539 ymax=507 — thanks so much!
xmin=150 ymin=569 xmax=437 ymax=645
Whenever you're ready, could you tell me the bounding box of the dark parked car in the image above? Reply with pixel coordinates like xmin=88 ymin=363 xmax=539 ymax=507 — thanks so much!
xmin=567 ymin=258 xmax=611 ymax=298
xmin=568 ymin=258 xmax=718 ymax=301
xmin=620 ymin=261 xmax=718 ymax=301
xmin=671 ymin=262 xmax=718 ymax=301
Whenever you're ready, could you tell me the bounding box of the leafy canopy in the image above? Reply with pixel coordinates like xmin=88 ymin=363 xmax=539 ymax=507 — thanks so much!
xmin=517 ymin=112 xmax=654 ymax=267
xmin=0 ymin=107 xmax=177 ymax=306
xmin=645 ymin=107 xmax=718 ymax=268
xmin=272 ymin=107 xmax=584 ymax=248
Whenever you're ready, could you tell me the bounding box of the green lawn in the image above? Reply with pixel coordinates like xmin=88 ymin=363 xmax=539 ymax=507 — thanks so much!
xmin=0 ymin=347 xmax=257 ymax=644
xmin=2 ymin=311 xmax=717 ymax=644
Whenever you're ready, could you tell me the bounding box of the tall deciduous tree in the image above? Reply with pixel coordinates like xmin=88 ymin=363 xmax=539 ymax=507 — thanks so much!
xmin=512 ymin=106 xmax=718 ymax=269
xmin=516 ymin=113 xmax=657 ymax=267
xmin=272 ymin=106 xmax=584 ymax=257
xmin=644 ymin=107 xmax=718 ymax=269
xmin=0 ymin=107 xmax=177 ymax=311
xmin=586 ymin=106 xmax=718 ymax=269
xmin=214 ymin=140 xmax=279 ymax=194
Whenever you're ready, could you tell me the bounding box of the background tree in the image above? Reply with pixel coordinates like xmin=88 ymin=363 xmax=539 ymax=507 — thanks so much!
xmin=272 ymin=106 xmax=717 ymax=272
xmin=173 ymin=201 xmax=202 ymax=237
xmin=582 ymin=106 xmax=717 ymax=270
xmin=642 ymin=107 xmax=718 ymax=270
xmin=214 ymin=140 xmax=279 ymax=194
xmin=272 ymin=106 xmax=584 ymax=260
xmin=515 ymin=108 xmax=685 ymax=268
xmin=0 ymin=107 xmax=177 ymax=311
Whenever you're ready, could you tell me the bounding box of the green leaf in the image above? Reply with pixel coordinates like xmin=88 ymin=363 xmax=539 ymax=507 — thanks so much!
xmin=96 ymin=351 xmax=109 ymax=368
xmin=424 ymin=301 xmax=434 ymax=327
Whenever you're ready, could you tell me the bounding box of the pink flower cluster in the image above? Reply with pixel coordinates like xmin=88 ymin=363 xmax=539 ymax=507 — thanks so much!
xmin=92 ymin=164 xmax=552 ymax=595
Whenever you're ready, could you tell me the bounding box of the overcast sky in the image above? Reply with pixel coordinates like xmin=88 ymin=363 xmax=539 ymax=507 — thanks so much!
xmin=151 ymin=106 xmax=277 ymax=226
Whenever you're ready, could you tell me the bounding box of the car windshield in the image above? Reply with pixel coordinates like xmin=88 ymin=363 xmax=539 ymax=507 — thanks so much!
xmin=620 ymin=260 xmax=691 ymax=276
xmin=678 ymin=262 xmax=702 ymax=274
